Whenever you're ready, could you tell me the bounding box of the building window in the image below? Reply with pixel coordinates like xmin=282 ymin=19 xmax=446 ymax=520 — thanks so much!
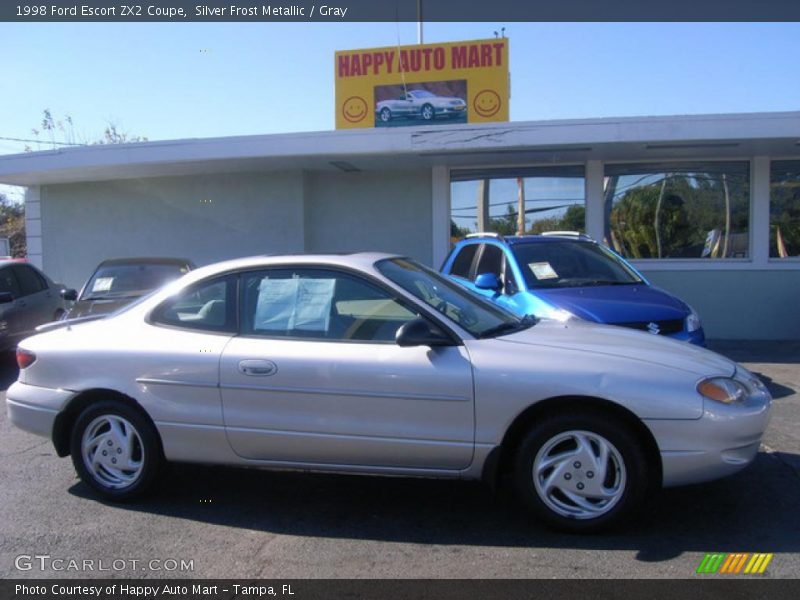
xmin=770 ymin=160 xmax=800 ymax=258
xmin=450 ymin=166 xmax=585 ymax=240
xmin=604 ymin=162 xmax=750 ymax=259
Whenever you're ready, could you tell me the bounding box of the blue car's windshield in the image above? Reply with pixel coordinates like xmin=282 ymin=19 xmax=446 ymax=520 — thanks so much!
xmin=377 ymin=258 xmax=534 ymax=338
xmin=511 ymin=241 xmax=643 ymax=289
xmin=409 ymin=90 xmax=435 ymax=98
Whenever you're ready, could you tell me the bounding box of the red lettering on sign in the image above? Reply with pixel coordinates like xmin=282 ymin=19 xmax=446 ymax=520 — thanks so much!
xmin=493 ymin=42 xmax=504 ymax=66
xmin=450 ymin=42 xmax=505 ymax=70
xmin=433 ymin=47 xmax=445 ymax=70
xmin=451 ymin=45 xmax=467 ymax=69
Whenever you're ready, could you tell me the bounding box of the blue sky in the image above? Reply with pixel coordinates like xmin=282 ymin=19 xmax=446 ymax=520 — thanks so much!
xmin=1 ymin=21 xmax=799 ymax=201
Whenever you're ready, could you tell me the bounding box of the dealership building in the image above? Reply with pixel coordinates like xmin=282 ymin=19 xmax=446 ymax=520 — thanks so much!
xmin=0 ymin=110 xmax=798 ymax=340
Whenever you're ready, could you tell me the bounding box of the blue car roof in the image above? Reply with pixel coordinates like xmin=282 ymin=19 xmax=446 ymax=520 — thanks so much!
xmin=462 ymin=235 xmax=592 ymax=246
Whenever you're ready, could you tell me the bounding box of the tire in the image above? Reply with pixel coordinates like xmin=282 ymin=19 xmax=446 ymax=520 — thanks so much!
xmin=379 ymin=107 xmax=392 ymax=122
xmin=70 ymin=399 xmax=161 ymax=501
xmin=421 ymin=104 xmax=435 ymax=120
xmin=513 ymin=411 xmax=649 ymax=532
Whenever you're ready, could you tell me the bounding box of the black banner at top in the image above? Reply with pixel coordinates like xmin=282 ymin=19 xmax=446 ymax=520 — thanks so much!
xmin=3 ymin=0 xmax=800 ymax=22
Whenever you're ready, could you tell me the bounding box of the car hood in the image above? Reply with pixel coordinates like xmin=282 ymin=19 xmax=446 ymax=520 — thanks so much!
xmin=65 ymin=297 xmax=137 ymax=319
xmin=534 ymin=284 xmax=689 ymax=324
xmin=495 ymin=318 xmax=734 ymax=378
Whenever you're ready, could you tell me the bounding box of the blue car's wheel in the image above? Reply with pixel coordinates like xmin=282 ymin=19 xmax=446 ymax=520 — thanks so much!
xmin=420 ymin=104 xmax=434 ymax=120
xmin=379 ymin=108 xmax=392 ymax=122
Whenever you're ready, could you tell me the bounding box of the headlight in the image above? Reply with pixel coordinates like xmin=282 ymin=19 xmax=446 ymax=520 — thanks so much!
xmin=697 ymin=377 xmax=748 ymax=404
xmin=685 ymin=309 xmax=701 ymax=332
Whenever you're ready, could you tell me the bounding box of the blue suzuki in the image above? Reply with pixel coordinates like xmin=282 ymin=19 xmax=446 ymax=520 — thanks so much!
xmin=441 ymin=232 xmax=705 ymax=346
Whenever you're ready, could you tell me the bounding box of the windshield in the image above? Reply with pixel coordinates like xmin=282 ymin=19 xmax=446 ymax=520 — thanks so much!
xmin=82 ymin=263 xmax=190 ymax=300
xmin=376 ymin=258 xmax=533 ymax=339
xmin=511 ymin=241 xmax=643 ymax=290
xmin=410 ymin=90 xmax=434 ymax=98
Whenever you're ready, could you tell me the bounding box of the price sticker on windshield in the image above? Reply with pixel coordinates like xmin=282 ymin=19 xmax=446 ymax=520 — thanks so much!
xmin=92 ymin=277 xmax=114 ymax=292
xmin=529 ymin=262 xmax=558 ymax=280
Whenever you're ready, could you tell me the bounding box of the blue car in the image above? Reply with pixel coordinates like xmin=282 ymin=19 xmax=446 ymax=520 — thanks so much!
xmin=441 ymin=232 xmax=705 ymax=346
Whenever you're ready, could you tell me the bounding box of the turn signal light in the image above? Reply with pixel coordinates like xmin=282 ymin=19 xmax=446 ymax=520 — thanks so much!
xmin=16 ymin=348 xmax=36 ymax=369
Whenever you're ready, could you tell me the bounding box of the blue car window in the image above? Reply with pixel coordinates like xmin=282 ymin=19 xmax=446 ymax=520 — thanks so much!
xmin=511 ymin=242 xmax=643 ymax=289
xmin=450 ymin=244 xmax=479 ymax=279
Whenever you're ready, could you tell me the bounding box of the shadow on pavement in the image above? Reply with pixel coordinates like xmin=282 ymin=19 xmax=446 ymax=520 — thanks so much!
xmin=68 ymin=449 xmax=800 ymax=562
xmin=0 ymin=351 xmax=19 ymax=390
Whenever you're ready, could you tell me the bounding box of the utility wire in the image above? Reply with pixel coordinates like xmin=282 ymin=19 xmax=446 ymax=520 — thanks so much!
xmin=0 ymin=136 xmax=86 ymax=147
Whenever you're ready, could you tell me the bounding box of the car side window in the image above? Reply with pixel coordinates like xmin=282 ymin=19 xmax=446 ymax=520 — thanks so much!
xmin=241 ymin=268 xmax=418 ymax=343
xmin=11 ymin=265 xmax=46 ymax=297
xmin=0 ymin=267 xmax=22 ymax=298
xmin=504 ymin=258 xmax=519 ymax=294
xmin=475 ymin=244 xmax=504 ymax=281
xmin=151 ymin=276 xmax=235 ymax=333
xmin=450 ymin=244 xmax=479 ymax=279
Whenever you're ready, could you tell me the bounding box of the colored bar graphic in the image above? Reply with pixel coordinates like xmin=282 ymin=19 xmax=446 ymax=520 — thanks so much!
xmin=699 ymin=552 xmax=773 ymax=574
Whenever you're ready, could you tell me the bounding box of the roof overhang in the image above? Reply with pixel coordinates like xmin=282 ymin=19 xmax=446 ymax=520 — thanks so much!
xmin=1 ymin=111 xmax=798 ymax=186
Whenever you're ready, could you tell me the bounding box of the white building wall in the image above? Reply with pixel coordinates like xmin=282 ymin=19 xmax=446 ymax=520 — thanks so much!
xmin=40 ymin=171 xmax=306 ymax=289
xmin=304 ymin=169 xmax=433 ymax=263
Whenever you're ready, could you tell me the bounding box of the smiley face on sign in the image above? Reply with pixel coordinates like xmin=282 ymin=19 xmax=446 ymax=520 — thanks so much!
xmin=473 ymin=89 xmax=502 ymax=118
xmin=342 ymin=96 xmax=369 ymax=123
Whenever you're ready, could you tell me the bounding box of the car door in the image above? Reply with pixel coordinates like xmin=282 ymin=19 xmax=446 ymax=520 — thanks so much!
xmin=0 ymin=266 xmax=24 ymax=340
xmin=219 ymin=266 xmax=475 ymax=470
xmin=10 ymin=264 xmax=57 ymax=334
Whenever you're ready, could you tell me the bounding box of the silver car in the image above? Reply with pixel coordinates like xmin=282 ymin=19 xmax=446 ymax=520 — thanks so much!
xmin=6 ymin=253 xmax=771 ymax=532
xmin=376 ymin=90 xmax=466 ymax=122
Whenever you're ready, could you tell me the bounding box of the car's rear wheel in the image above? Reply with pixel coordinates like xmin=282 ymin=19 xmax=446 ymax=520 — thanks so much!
xmin=421 ymin=104 xmax=434 ymax=120
xmin=70 ymin=400 xmax=161 ymax=501
xmin=514 ymin=412 xmax=648 ymax=532
xmin=380 ymin=107 xmax=392 ymax=122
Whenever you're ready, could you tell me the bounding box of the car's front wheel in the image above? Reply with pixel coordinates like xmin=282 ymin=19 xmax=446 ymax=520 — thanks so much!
xmin=70 ymin=400 xmax=161 ymax=501
xmin=514 ymin=412 xmax=648 ymax=532
xmin=379 ymin=107 xmax=392 ymax=122
xmin=420 ymin=104 xmax=435 ymax=120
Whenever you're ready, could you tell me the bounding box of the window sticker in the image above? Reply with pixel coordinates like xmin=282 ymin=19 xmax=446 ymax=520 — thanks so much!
xmin=92 ymin=277 xmax=114 ymax=292
xmin=255 ymin=278 xmax=336 ymax=332
xmin=529 ymin=262 xmax=558 ymax=280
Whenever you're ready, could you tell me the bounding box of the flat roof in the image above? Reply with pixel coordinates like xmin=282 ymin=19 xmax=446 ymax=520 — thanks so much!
xmin=1 ymin=111 xmax=799 ymax=186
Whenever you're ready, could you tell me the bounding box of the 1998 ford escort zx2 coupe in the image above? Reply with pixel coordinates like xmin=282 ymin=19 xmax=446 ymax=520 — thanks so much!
xmin=6 ymin=254 xmax=771 ymax=531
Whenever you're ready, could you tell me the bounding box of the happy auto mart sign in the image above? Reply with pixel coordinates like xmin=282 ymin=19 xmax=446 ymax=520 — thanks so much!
xmin=335 ymin=38 xmax=509 ymax=129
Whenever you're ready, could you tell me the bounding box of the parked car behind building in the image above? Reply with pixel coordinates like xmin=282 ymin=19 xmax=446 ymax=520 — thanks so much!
xmin=0 ymin=260 xmax=66 ymax=351
xmin=61 ymin=257 xmax=194 ymax=320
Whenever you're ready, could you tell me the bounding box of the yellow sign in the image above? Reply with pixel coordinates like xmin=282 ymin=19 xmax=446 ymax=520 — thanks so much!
xmin=335 ymin=38 xmax=509 ymax=129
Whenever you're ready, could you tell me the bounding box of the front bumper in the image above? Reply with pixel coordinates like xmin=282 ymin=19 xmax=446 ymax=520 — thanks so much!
xmin=646 ymin=376 xmax=771 ymax=487
xmin=6 ymin=381 xmax=74 ymax=439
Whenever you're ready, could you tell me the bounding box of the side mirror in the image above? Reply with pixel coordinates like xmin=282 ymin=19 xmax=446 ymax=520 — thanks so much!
xmin=396 ymin=317 xmax=454 ymax=348
xmin=0 ymin=292 xmax=13 ymax=304
xmin=61 ymin=288 xmax=78 ymax=302
xmin=474 ymin=272 xmax=501 ymax=291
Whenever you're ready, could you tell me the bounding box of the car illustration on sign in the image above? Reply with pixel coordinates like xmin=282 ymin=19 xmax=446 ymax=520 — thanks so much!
xmin=376 ymin=89 xmax=467 ymax=123
xmin=7 ymin=253 xmax=770 ymax=532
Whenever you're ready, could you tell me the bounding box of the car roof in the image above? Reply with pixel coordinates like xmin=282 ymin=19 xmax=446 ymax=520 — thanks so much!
xmin=177 ymin=252 xmax=402 ymax=284
xmin=460 ymin=234 xmax=593 ymax=246
xmin=97 ymin=257 xmax=195 ymax=267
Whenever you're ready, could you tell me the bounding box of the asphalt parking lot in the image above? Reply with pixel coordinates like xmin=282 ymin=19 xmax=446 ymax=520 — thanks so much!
xmin=1 ymin=342 xmax=798 ymax=579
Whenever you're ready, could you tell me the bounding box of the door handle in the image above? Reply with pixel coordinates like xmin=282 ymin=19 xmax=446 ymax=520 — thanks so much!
xmin=238 ymin=359 xmax=278 ymax=377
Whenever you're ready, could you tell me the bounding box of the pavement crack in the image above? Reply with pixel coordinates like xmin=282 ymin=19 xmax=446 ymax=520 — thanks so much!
xmin=0 ymin=439 xmax=50 ymax=457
